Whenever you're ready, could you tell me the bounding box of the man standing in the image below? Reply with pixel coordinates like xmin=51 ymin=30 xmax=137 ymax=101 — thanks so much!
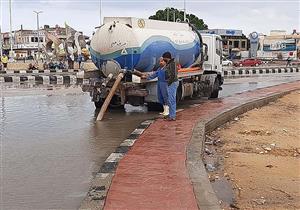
xmin=1 ymin=54 xmax=8 ymax=70
xmin=142 ymin=57 xmax=169 ymax=116
xmin=162 ymin=52 xmax=179 ymax=121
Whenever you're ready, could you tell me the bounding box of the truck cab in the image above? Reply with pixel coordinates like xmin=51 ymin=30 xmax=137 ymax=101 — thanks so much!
xmin=201 ymin=34 xmax=223 ymax=74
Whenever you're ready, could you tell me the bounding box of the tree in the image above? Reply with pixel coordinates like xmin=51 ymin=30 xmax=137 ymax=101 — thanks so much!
xmin=149 ymin=8 xmax=208 ymax=30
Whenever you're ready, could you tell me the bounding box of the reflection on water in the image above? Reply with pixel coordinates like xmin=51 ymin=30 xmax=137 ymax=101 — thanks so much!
xmin=0 ymin=88 xmax=156 ymax=209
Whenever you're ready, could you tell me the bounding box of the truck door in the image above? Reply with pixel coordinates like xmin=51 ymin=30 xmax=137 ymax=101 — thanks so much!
xmin=215 ymin=36 xmax=223 ymax=71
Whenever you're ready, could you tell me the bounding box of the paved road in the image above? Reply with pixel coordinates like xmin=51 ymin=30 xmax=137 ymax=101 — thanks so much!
xmin=0 ymin=73 xmax=299 ymax=209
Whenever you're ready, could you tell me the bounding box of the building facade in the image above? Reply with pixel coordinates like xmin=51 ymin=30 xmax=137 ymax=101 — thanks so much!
xmin=256 ymin=30 xmax=300 ymax=60
xmin=1 ymin=25 xmax=67 ymax=59
xmin=199 ymin=29 xmax=249 ymax=57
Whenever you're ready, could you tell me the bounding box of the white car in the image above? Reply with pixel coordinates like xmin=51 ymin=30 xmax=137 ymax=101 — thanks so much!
xmin=222 ymin=59 xmax=233 ymax=66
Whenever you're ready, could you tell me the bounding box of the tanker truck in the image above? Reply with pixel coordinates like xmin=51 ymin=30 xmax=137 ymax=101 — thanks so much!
xmin=82 ymin=17 xmax=224 ymax=109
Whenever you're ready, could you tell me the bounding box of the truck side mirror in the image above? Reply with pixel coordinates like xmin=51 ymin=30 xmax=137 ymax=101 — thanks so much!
xmin=203 ymin=43 xmax=208 ymax=61
xmin=204 ymin=55 xmax=208 ymax=61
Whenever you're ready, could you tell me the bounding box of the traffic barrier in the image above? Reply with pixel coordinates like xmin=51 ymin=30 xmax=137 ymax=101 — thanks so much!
xmin=0 ymin=74 xmax=89 ymax=85
xmin=1 ymin=67 xmax=298 ymax=85
xmin=224 ymin=66 xmax=299 ymax=76
xmin=0 ymin=69 xmax=81 ymax=74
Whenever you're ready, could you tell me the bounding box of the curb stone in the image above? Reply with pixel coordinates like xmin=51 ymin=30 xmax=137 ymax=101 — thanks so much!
xmin=0 ymin=74 xmax=89 ymax=85
xmin=187 ymin=88 xmax=299 ymax=210
xmin=0 ymin=69 xmax=81 ymax=74
xmin=79 ymin=120 xmax=155 ymax=210
xmin=224 ymin=66 xmax=299 ymax=77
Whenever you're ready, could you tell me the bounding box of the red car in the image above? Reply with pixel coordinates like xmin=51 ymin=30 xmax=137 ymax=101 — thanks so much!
xmin=234 ymin=59 xmax=262 ymax=67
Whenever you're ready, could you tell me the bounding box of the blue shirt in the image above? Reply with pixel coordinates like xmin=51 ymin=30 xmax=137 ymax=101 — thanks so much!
xmin=147 ymin=68 xmax=166 ymax=82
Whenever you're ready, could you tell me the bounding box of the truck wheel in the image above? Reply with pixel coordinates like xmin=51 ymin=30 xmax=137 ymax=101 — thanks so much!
xmin=94 ymin=96 xmax=123 ymax=109
xmin=147 ymin=102 xmax=163 ymax=112
xmin=210 ymin=77 xmax=220 ymax=99
xmin=108 ymin=96 xmax=124 ymax=109
xmin=94 ymin=100 xmax=104 ymax=109
xmin=176 ymin=83 xmax=182 ymax=103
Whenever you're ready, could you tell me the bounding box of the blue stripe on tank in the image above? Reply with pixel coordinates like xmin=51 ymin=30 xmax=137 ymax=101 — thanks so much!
xmin=90 ymin=35 xmax=201 ymax=71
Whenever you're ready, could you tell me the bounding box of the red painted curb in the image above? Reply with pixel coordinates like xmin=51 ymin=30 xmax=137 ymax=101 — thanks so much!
xmin=104 ymin=81 xmax=300 ymax=210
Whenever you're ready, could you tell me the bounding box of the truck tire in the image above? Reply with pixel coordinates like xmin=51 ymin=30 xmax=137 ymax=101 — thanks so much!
xmin=147 ymin=102 xmax=163 ymax=112
xmin=94 ymin=100 xmax=104 ymax=109
xmin=94 ymin=96 xmax=123 ymax=109
xmin=210 ymin=77 xmax=220 ymax=99
xmin=176 ymin=82 xmax=182 ymax=103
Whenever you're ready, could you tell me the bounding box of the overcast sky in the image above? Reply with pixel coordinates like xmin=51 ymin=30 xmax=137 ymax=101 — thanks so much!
xmin=0 ymin=0 xmax=299 ymax=37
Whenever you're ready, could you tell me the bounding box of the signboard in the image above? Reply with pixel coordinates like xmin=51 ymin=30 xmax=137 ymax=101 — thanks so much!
xmin=249 ymin=32 xmax=259 ymax=57
xmin=263 ymin=39 xmax=296 ymax=51
xmin=199 ymin=29 xmax=243 ymax=37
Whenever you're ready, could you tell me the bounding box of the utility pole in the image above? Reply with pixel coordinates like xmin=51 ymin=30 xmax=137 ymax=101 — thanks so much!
xmin=99 ymin=0 xmax=102 ymax=25
xmin=183 ymin=0 xmax=186 ymax=22
xmin=0 ymin=1 xmax=3 ymax=58
xmin=173 ymin=9 xmax=176 ymax=22
xmin=9 ymin=0 xmax=13 ymax=61
xmin=0 ymin=26 xmax=2 ymax=58
xmin=33 ymin=11 xmax=42 ymax=61
xmin=0 ymin=0 xmax=2 ymax=58
xmin=167 ymin=7 xmax=169 ymax=22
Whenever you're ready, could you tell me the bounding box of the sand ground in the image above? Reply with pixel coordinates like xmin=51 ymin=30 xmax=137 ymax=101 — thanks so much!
xmin=205 ymin=91 xmax=300 ymax=209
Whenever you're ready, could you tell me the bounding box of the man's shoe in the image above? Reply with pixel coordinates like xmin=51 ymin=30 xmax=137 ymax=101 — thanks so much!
xmin=164 ymin=117 xmax=176 ymax=121
xmin=163 ymin=105 xmax=169 ymax=116
xmin=160 ymin=105 xmax=166 ymax=115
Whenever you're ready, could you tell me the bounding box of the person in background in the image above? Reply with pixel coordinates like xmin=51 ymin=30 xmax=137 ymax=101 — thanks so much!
xmin=48 ymin=60 xmax=55 ymax=69
xmin=286 ymin=56 xmax=292 ymax=67
xmin=1 ymin=54 xmax=9 ymax=70
xmin=142 ymin=57 xmax=169 ymax=116
xmin=28 ymin=63 xmax=37 ymax=70
xmin=59 ymin=60 xmax=65 ymax=69
xmin=43 ymin=61 xmax=48 ymax=70
xmin=67 ymin=55 xmax=74 ymax=69
xmin=77 ymin=54 xmax=84 ymax=70
xmin=162 ymin=51 xmax=179 ymax=121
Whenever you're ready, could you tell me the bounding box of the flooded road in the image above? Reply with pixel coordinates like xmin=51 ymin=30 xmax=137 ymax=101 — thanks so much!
xmin=0 ymin=73 xmax=299 ymax=209
xmin=0 ymin=86 xmax=156 ymax=209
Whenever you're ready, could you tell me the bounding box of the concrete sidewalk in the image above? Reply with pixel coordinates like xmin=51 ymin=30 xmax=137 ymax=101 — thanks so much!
xmin=103 ymin=81 xmax=300 ymax=210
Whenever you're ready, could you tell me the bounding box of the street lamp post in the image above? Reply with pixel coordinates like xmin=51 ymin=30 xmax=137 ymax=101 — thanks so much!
xmin=99 ymin=0 xmax=102 ymax=25
xmin=183 ymin=0 xmax=187 ymax=22
xmin=0 ymin=26 xmax=3 ymax=58
xmin=173 ymin=9 xmax=176 ymax=22
xmin=9 ymin=0 xmax=13 ymax=61
xmin=33 ymin=11 xmax=43 ymax=61
xmin=166 ymin=7 xmax=169 ymax=22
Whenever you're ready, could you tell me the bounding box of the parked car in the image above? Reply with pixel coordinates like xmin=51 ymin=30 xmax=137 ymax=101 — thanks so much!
xmin=222 ymin=58 xmax=233 ymax=66
xmin=26 ymin=55 xmax=34 ymax=60
xmin=234 ymin=58 xmax=262 ymax=67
